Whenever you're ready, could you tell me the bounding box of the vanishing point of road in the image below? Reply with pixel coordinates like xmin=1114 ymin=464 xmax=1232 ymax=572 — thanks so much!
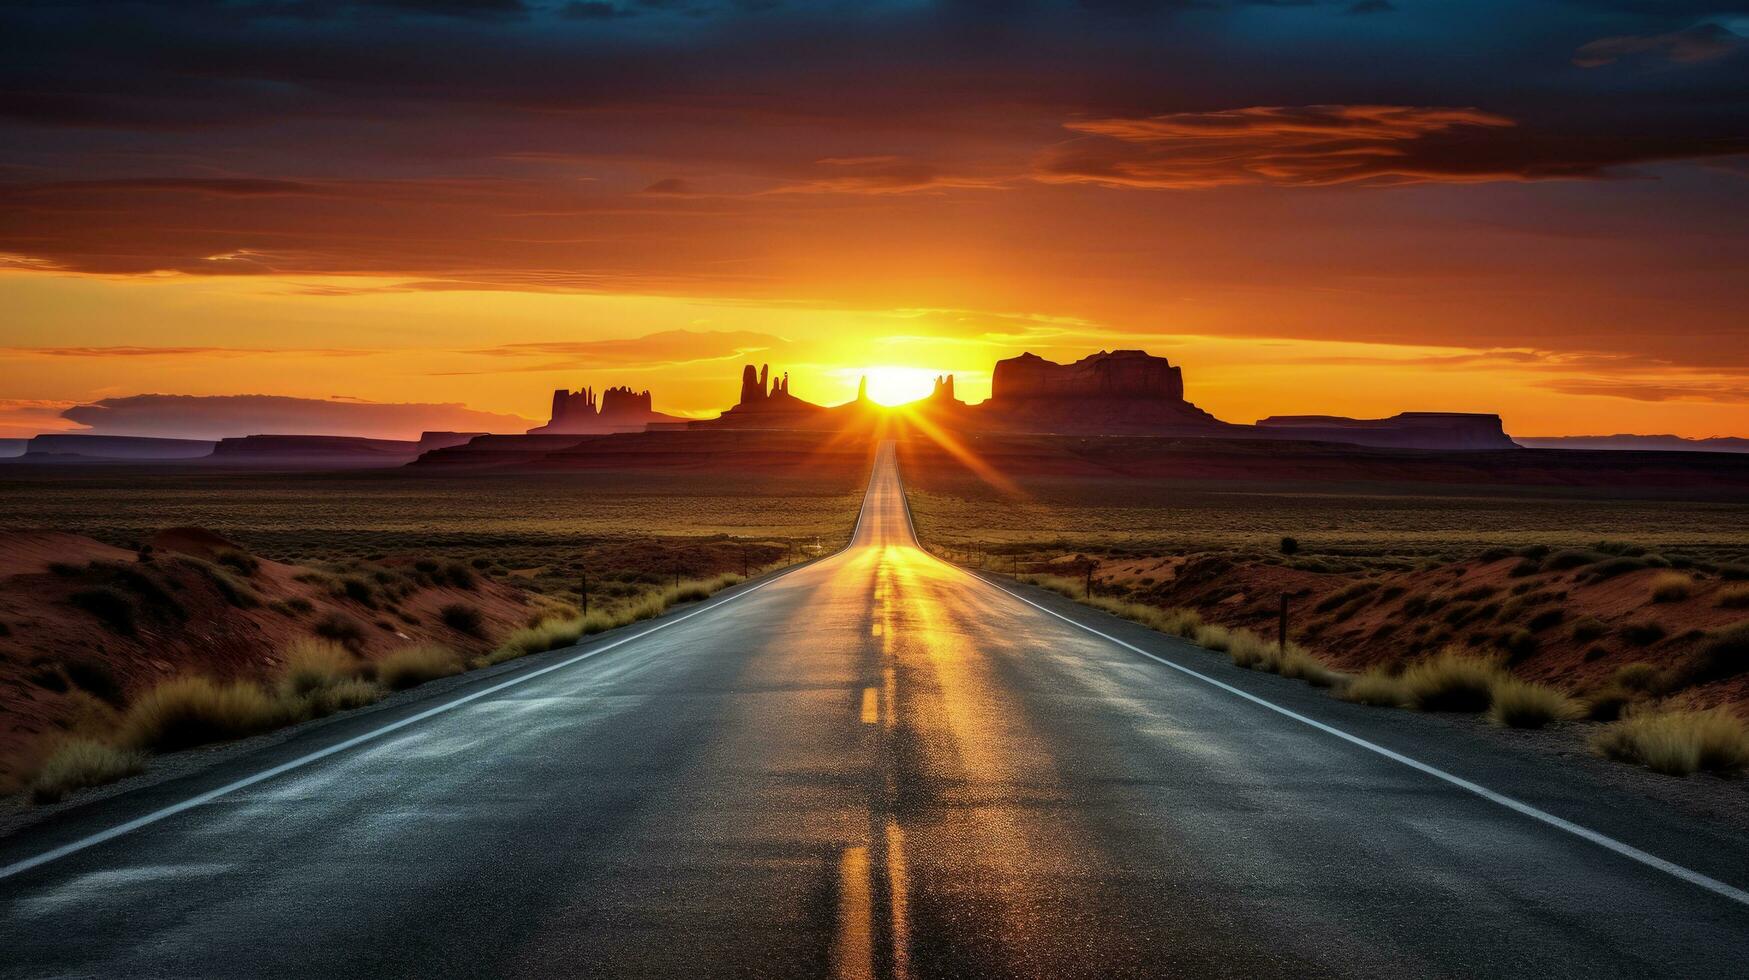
xmin=2 ymin=442 xmax=1747 ymax=978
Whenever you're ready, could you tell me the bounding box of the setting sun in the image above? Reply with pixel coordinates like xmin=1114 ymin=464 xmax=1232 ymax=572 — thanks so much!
xmin=856 ymin=366 xmax=941 ymax=407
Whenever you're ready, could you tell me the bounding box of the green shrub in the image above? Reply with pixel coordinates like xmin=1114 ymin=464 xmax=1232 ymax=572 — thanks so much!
xmin=1279 ymin=536 xmax=1299 ymax=555
xmin=442 ymin=562 xmax=477 ymax=590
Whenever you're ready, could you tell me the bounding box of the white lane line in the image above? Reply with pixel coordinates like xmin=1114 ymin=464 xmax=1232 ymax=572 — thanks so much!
xmin=976 ymin=574 xmax=1749 ymax=909
xmin=0 ymin=569 xmax=798 ymax=883
xmin=3 ymin=442 xmax=901 ymax=884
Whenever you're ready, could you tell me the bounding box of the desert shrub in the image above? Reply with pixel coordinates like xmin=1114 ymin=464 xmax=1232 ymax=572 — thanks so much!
xmin=1618 ymin=621 xmax=1666 ymax=647
xmin=1613 ymin=661 xmax=1662 ymax=692
xmin=377 ymin=644 xmax=463 ymax=690
xmin=1279 ymin=536 xmax=1299 ymax=556
xmin=1594 ymin=540 xmax=1647 ymax=557
xmin=1508 ymin=559 xmax=1542 ymax=578
xmin=1400 ymin=650 xmax=1505 ymax=713
xmin=61 ymin=658 xmax=125 ymax=706
xmin=414 ymin=558 xmax=440 ymax=574
xmin=313 ymin=612 xmax=367 ymax=647
xmin=1541 ymin=549 xmax=1605 ymax=572
xmin=1498 ymin=628 xmax=1538 ymax=663
xmin=1583 ymin=686 xmax=1635 ymax=722
xmin=440 ymin=602 xmax=485 ymax=637
xmin=214 ymin=549 xmax=260 ymax=576
xmin=120 ymin=677 xmax=289 ymax=751
xmin=305 ymin=679 xmax=383 ymax=715
xmin=28 ymin=738 xmax=147 ymax=804
xmin=1670 ymin=622 xmax=1749 ymax=687
xmin=1719 ymin=564 xmax=1749 ymax=581
xmin=1592 ymin=709 xmax=1749 ymax=776
xmin=1487 ymin=677 xmax=1580 ymax=729
xmin=1525 ymin=608 xmax=1564 ymax=632
xmin=1715 ymin=584 xmax=1749 ymax=610
xmin=1225 ymin=629 xmax=1275 ymax=669
xmin=279 ymin=639 xmax=361 ymax=695
xmin=1649 ymin=572 xmax=1694 ymax=603
xmin=1340 ymin=668 xmax=1406 ymax=707
xmin=68 ymin=587 xmax=137 ymax=635
xmin=1515 ymin=544 xmax=1552 ymax=560
xmin=1570 ymin=616 xmax=1608 ymax=643
xmin=47 ymin=561 xmax=84 ymax=577
xmin=442 ymin=562 xmax=477 ymax=590
xmin=1582 ymin=556 xmax=1666 ymax=583
xmin=339 ymin=576 xmax=377 ymax=608
xmin=1478 ymin=547 xmax=1513 ymax=563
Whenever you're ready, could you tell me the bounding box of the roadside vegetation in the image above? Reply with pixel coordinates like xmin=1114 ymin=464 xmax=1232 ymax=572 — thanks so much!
xmin=985 ymin=546 xmax=1749 ymax=780
xmin=8 ymin=559 xmax=789 ymax=806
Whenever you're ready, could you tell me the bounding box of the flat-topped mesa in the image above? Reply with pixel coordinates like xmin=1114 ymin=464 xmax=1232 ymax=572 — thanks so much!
xmin=992 ymin=350 xmax=1185 ymax=403
xmin=1255 ymin=412 xmax=1517 ymax=451
xmin=975 ymin=350 xmax=1224 ymax=434
xmin=598 ymin=385 xmax=654 ymax=419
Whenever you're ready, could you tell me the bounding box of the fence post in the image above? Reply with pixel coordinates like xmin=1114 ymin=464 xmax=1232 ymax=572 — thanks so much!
xmin=1279 ymin=593 xmax=1289 ymax=652
xmin=580 ymin=570 xmax=588 ymax=618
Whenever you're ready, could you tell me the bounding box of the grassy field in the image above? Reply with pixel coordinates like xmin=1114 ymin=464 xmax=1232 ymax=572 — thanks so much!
xmin=0 ymin=466 xmax=866 ymax=599
xmin=908 ymin=475 xmax=1749 ymax=568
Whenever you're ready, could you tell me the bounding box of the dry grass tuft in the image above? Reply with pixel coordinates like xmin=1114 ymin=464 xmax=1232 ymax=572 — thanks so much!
xmin=1648 ymin=572 xmax=1694 ymax=603
xmin=1400 ymin=649 xmax=1505 ymax=713
xmin=377 ymin=644 xmax=463 ymax=690
xmin=119 ymin=677 xmax=290 ymax=751
xmin=1487 ymin=677 xmax=1581 ymax=728
xmin=28 ymin=738 xmax=146 ymax=804
xmin=1717 ymin=584 xmax=1749 ymax=610
xmin=1592 ymin=709 xmax=1749 ymax=776
xmin=279 ymin=638 xmax=361 ymax=695
xmin=1340 ymin=668 xmax=1407 ymax=707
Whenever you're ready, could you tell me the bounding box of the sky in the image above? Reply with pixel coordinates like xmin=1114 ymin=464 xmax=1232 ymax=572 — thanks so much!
xmin=1 ymin=0 xmax=1746 ymax=439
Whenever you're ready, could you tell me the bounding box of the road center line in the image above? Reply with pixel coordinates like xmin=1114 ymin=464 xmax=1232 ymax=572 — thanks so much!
xmin=974 ymin=572 xmax=1749 ymax=909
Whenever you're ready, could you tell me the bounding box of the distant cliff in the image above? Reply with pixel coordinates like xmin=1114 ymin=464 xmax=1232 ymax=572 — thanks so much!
xmin=1515 ymin=434 xmax=1749 ymax=454
xmin=21 ymin=434 xmax=216 ymax=460
xmin=527 ymin=384 xmax=681 ymax=434
xmin=972 ymin=350 xmax=1227 ymax=435
xmin=1255 ymin=413 xmax=1517 ymax=451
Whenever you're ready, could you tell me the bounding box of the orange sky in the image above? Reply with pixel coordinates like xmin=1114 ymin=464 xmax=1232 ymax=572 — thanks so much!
xmin=2 ymin=1 xmax=1746 ymax=440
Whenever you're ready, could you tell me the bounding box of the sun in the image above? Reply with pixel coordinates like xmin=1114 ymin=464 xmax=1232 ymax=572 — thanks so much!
xmin=858 ymin=366 xmax=941 ymax=407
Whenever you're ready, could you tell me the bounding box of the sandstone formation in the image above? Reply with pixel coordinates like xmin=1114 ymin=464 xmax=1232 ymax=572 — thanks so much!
xmin=528 ymin=383 xmax=680 ymax=434
xmin=1254 ymin=413 xmax=1516 ymax=451
xmin=973 ymin=350 xmax=1227 ymax=435
xmin=21 ymin=434 xmax=217 ymax=460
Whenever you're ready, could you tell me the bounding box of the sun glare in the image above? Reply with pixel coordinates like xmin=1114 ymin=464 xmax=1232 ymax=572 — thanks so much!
xmin=859 ymin=366 xmax=940 ymax=407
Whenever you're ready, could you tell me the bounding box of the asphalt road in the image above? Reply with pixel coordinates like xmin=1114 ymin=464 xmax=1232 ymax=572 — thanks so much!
xmin=2 ymin=442 xmax=1747 ymax=978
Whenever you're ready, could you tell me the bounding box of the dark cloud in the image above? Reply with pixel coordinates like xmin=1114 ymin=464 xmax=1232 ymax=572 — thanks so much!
xmin=1574 ymin=23 xmax=1744 ymax=68
xmin=1545 ymin=379 xmax=1749 ymax=404
xmin=1037 ymin=104 xmax=1748 ymax=187
xmin=59 ymin=394 xmax=533 ymax=440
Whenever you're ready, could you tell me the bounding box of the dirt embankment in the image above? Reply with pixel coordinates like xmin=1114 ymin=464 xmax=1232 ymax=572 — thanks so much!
xmin=0 ymin=528 xmax=540 ymax=788
xmin=1060 ymin=545 xmax=1749 ymax=711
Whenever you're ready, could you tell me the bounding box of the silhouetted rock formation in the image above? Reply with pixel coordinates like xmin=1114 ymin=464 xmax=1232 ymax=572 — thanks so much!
xmin=528 ymin=383 xmax=680 ymax=434
xmin=703 ymin=363 xmax=826 ymax=428
xmin=972 ymin=350 xmax=1227 ymax=435
xmin=416 ymin=431 xmax=488 ymax=454
xmin=210 ymin=435 xmax=421 ymax=463
xmin=1514 ymin=434 xmax=1749 ymax=454
xmin=1255 ymin=413 xmax=1516 ymax=451
xmin=21 ymin=434 xmax=216 ymax=460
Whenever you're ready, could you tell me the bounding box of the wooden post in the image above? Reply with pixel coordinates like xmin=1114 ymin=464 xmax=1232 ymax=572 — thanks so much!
xmin=1279 ymin=593 xmax=1289 ymax=652
xmin=580 ymin=571 xmax=588 ymax=618
xmin=1085 ymin=562 xmax=1095 ymax=599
